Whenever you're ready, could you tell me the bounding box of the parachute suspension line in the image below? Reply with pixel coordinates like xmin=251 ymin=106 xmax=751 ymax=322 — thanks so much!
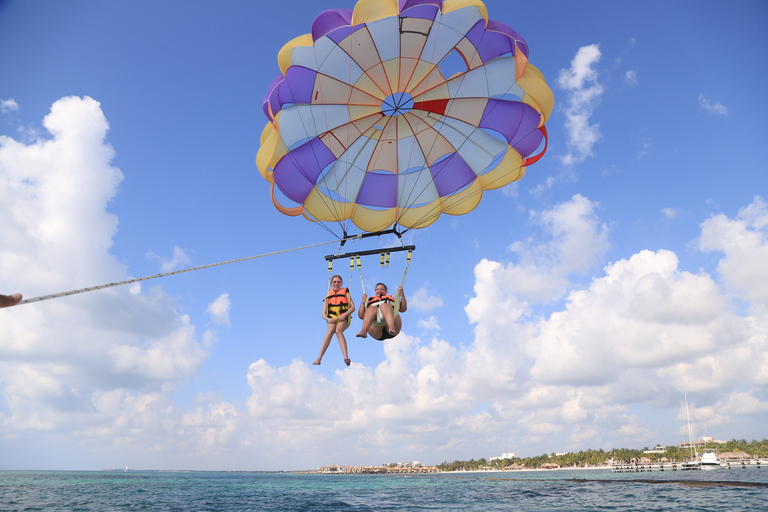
xmin=18 ymin=238 xmax=342 ymax=307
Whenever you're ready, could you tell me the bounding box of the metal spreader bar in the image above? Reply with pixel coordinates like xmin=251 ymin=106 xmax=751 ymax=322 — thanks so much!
xmin=324 ymin=245 xmax=415 ymax=262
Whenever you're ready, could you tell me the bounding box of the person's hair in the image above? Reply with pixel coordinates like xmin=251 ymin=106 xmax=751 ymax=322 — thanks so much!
xmin=331 ymin=275 xmax=343 ymax=282
xmin=375 ymin=282 xmax=387 ymax=292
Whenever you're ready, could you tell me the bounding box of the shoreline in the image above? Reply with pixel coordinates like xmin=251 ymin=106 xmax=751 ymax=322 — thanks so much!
xmin=442 ymin=466 xmax=612 ymax=474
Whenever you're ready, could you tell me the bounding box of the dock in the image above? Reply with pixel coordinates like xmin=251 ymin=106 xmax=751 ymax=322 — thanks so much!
xmin=611 ymin=458 xmax=765 ymax=473
xmin=611 ymin=462 xmax=699 ymax=473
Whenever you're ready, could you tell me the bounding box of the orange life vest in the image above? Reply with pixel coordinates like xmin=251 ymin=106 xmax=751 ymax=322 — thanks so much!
xmin=325 ymin=287 xmax=350 ymax=318
xmin=367 ymin=294 xmax=395 ymax=308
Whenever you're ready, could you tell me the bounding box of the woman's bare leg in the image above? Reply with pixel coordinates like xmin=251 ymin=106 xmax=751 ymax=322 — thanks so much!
xmin=314 ymin=323 xmax=335 ymax=365
xmin=356 ymin=307 xmax=380 ymax=338
xmin=378 ymin=303 xmax=397 ymax=335
xmin=336 ymin=320 xmax=350 ymax=365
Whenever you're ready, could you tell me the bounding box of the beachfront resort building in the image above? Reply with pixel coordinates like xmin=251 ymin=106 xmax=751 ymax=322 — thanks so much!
xmin=490 ymin=452 xmax=515 ymax=461
xmin=678 ymin=436 xmax=726 ymax=449
xmin=317 ymin=463 xmax=441 ymax=474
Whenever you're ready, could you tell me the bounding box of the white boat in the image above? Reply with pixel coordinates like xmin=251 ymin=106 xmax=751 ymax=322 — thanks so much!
xmin=699 ymin=449 xmax=725 ymax=471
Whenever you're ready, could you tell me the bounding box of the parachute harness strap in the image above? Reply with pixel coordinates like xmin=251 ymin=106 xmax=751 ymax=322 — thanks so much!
xmin=356 ymin=255 xmax=365 ymax=309
xmin=324 ymin=259 xmax=334 ymax=319
xmin=393 ymin=249 xmax=413 ymax=315
xmin=18 ymin=239 xmax=341 ymax=306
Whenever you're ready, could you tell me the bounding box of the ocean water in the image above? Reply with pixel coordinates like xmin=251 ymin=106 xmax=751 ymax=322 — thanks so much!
xmin=1 ymin=468 xmax=766 ymax=511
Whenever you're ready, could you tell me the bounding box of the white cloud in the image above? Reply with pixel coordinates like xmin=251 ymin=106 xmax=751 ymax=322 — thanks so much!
xmin=466 ymin=194 xmax=609 ymax=305
xmin=1 ymin=102 xmax=765 ymax=468
xmin=557 ymin=44 xmax=604 ymax=165
xmin=624 ymin=70 xmax=638 ymax=86
xmin=146 ymin=246 xmax=191 ymax=272
xmin=409 ymin=286 xmax=444 ymax=313
xmin=698 ymin=196 xmax=768 ymax=303
xmin=0 ymin=96 xmax=210 ymax=453
xmin=207 ymin=293 xmax=231 ymax=326
xmin=417 ymin=315 xmax=440 ymax=331
xmin=1 ymin=98 xmax=19 ymax=113
xmin=698 ymin=94 xmax=728 ymax=116
xmin=661 ymin=207 xmax=679 ymax=219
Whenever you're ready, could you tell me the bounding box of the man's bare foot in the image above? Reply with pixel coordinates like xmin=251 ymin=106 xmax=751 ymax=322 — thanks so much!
xmin=344 ymin=358 xmax=351 ymax=366
xmin=355 ymin=332 xmax=367 ymax=338
xmin=0 ymin=293 xmax=22 ymax=309
xmin=312 ymin=359 xmax=321 ymax=365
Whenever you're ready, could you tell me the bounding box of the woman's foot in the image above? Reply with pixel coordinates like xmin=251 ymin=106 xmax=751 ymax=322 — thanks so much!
xmin=312 ymin=359 xmax=321 ymax=365
xmin=388 ymin=329 xmax=396 ymax=336
xmin=344 ymin=359 xmax=351 ymax=366
xmin=355 ymin=332 xmax=367 ymax=338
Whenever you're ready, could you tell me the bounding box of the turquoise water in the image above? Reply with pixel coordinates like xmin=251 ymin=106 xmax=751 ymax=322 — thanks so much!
xmin=1 ymin=469 xmax=766 ymax=511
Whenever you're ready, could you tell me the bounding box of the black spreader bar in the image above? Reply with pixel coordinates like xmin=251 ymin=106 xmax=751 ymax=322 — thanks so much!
xmin=325 ymin=245 xmax=415 ymax=262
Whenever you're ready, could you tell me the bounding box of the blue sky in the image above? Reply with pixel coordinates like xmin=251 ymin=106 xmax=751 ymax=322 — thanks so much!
xmin=1 ymin=0 xmax=766 ymax=471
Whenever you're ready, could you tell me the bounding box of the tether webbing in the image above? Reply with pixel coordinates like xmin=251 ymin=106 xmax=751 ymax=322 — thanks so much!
xmin=17 ymin=239 xmax=341 ymax=306
xmin=356 ymin=255 xmax=365 ymax=305
xmin=393 ymin=249 xmax=412 ymax=315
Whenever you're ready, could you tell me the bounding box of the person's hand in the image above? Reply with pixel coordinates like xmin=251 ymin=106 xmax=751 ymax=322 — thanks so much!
xmin=0 ymin=293 xmax=22 ymax=309
xmin=361 ymin=294 xmax=368 ymax=302
xmin=397 ymin=286 xmax=404 ymax=295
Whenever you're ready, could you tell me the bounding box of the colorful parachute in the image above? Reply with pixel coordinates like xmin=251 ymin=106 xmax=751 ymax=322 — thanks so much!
xmin=257 ymin=0 xmax=554 ymax=234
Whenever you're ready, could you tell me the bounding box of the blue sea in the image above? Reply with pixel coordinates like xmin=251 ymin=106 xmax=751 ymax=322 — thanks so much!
xmin=1 ymin=468 xmax=766 ymax=511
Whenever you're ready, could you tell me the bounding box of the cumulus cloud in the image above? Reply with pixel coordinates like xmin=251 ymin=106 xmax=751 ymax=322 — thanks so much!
xmin=698 ymin=94 xmax=728 ymax=116
xmin=2 ymin=102 xmax=765 ymax=468
xmin=417 ymin=315 xmax=440 ymax=331
xmin=661 ymin=207 xmax=679 ymax=219
xmin=232 ymin=196 xmax=767 ymax=465
xmin=146 ymin=246 xmax=191 ymax=272
xmin=0 ymin=97 xmax=210 ymax=458
xmin=698 ymin=196 xmax=768 ymax=303
xmin=1 ymin=98 xmax=19 ymax=113
xmin=624 ymin=70 xmax=638 ymax=86
xmin=557 ymin=44 xmax=604 ymax=165
xmin=207 ymin=293 xmax=232 ymax=326
xmin=409 ymin=286 xmax=444 ymax=313
xmin=467 ymin=194 xmax=609 ymax=305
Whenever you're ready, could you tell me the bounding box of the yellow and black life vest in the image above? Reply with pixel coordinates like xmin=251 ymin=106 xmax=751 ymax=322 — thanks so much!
xmin=325 ymin=287 xmax=350 ymax=318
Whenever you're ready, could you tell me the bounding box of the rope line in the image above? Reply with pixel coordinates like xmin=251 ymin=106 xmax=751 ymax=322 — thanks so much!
xmin=17 ymin=239 xmax=341 ymax=306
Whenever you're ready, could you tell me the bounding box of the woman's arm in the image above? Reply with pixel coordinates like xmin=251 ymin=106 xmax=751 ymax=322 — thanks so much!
xmin=397 ymin=286 xmax=407 ymax=312
xmin=357 ymin=294 xmax=368 ymax=319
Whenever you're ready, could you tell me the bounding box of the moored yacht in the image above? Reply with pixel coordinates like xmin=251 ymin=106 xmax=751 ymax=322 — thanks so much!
xmin=699 ymin=449 xmax=725 ymax=471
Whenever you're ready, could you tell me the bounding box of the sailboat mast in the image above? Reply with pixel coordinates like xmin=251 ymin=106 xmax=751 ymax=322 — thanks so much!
xmin=685 ymin=393 xmax=695 ymax=460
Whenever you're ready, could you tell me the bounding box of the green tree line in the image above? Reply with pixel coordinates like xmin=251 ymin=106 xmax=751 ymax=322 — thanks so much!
xmin=436 ymin=439 xmax=768 ymax=471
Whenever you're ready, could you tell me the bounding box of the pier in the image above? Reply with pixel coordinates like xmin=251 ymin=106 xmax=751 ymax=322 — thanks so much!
xmin=611 ymin=462 xmax=698 ymax=473
xmin=611 ymin=458 xmax=764 ymax=473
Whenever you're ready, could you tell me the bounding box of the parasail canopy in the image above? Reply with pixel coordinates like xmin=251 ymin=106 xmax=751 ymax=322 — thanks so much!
xmin=257 ymin=0 xmax=554 ymax=235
